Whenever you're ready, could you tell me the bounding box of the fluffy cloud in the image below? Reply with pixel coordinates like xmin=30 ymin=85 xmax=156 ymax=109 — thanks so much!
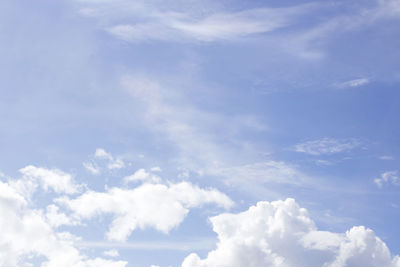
xmin=123 ymin=168 xmax=161 ymax=184
xmin=14 ymin=165 xmax=81 ymax=196
xmin=294 ymin=138 xmax=361 ymax=156
xmin=0 ymin=179 xmax=126 ymax=267
xmin=182 ymin=198 xmax=400 ymax=267
xmin=58 ymin=181 xmax=234 ymax=241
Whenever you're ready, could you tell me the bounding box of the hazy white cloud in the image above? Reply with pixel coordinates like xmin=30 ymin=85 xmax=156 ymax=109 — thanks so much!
xmin=95 ymin=148 xmax=126 ymax=170
xmin=102 ymin=3 xmax=317 ymax=43
xmin=210 ymin=161 xmax=311 ymax=189
xmin=295 ymin=138 xmax=361 ymax=156
xmin=182 ymin=198 xmax=400 ymax=267
xmin=123 ymin=168 xmax=161 ymax=184
xmin=83 ymin=162 xmax=101 ymax=175
xmin=120 ymin=74 xmax=267 ymax=178
xmin=150 ymin=166 xmax=162 ymax=172
xmin=380 ymin=156 xmax=395 ymax=160
xmin=339 ymin=78 xmax=370 ymax=88
xmin=103 ymin=249 xmax=120 ymax=257
xmin=58 ymin=181 xmax=233 ymax=241
xmin=374 ymin=171 xmax=399 ymax=188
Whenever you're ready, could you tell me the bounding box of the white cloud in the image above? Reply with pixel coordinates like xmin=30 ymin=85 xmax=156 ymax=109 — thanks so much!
xmin=58 ymin=181 xmax=233 ymax=242
xmin=182 ymin=198 xmax=400 ymax=267
xmin=168 ymin=7 xmax=301 ymax=42
xmin=45 ymin=204 xmax=81 ymax=228
xmin=91 ymin=148 xmax=126 ymax=171
xmin=101 ymin=3 xmax=317 ymax=43
xmin=150 ymin=166 xmax=162 ymax=172
xmin=16 ymin=165 xmax=81 ymax=195
xmin=339 ymin=78 xmax=370 ymax=88
xmin=123 ymin=168 xmax=161 ymax=184
xmin=83 ymin=162 xmax=101 ymax=175
xmin=294 ymin=138 xmax=361 ymax=156
xmin=374 ymin=171 xmax=399 ymax=188
xmin=103 ymin=249 xmax=120 ymax=257
xmin=0 ymin=179 xmax=127 ymax=267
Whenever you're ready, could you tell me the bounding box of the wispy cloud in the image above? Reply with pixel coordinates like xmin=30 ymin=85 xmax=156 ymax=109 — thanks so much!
xmin=83 ymin=148 xmax=126 ymax=175
xmin=374 ymin=171 xmax=399 ymax=188
xmin=338 ymin=78 xmax=370 ymax=88
xmin=77 ymin=0 xmax=319 ymax=43
xmin=294 ymin=138 xmax=361 ymax=156
xmin=379 ymin=155 xmax=394 ymax=160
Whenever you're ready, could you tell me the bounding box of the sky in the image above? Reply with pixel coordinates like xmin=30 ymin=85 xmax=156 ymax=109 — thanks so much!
xmin=1 ymin=0 xmax=400 ymax=266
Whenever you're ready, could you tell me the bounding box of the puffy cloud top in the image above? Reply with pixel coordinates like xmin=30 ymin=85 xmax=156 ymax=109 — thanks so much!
xmin=182 ymin=198 xmax=400 ymax=267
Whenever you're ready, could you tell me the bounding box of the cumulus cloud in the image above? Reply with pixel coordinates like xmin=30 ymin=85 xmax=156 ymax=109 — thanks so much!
xmin=182 ymin=198 xmax=400 ymax=267
xmin=58 ymin=181 xmax=233 ymax=241
xmin=294 ymin=138 xmax=361 ymax=156
xmin=0 ymin=179 xmax=127 ymax=267
xmin=14 ymin=165 xmax=82 ymax=196
xmin=45 ymin=204 xmax=81 ymax=228
xmin=374 ymin=171 xmax=399 ymax=188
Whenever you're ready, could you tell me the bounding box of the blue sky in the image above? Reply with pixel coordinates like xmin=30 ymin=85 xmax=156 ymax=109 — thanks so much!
xmin=1 ymin=0 xmax=400 ymax=266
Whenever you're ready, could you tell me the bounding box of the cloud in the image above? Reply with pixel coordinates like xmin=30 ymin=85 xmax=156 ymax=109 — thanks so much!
xmin=150 ymin=166 xmax=162 ymax=172
xmin=45 ymin=204 xmax=81 ymax=228
xmin=167 ymin=7 xmax=305 ymax=42
xmin=103 ymin=249 xmax=120 ymax=257
xmin=94 ymin=148 xmax=126 ymax=170
xmin=338 ymin=78 xmax=370 ymax=88
xmin=83 ymin=162 xmax=101 ymax=175
xmin=210 ymin=161 xmax=311 ymax=187
xmin=294 ymin=138 xmax=361 ymax=156
xmin=380 ymin=156 xmax=395 ymax=160
xmin=0 ymin=179 xmax=127 ymax=267
xmin=90 ymin=2 xmax=318 ymax=43
xmin=58 ymin=181 xmax=233 ymax=241
xmin=182 ymin=198 xmax=400 ymax=267
xmin=123 ymin=168 xmax=161 ymax=184
xmin=120 ymin=74 xmax=267 ymax=175
xmin=15 ymin=165 xmax=82 ymax=196
xmin=83 ymin=148 xmax=126 ymax=175
xmin=374 ymin=171 xmax=399 ymax=188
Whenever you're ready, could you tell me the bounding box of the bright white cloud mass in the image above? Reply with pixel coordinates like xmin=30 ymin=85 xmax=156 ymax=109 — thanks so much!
xmin=1 ymin=0 xmax=400 ymax=266
xmin=182 ymin=199 xmax=400 ymax=267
